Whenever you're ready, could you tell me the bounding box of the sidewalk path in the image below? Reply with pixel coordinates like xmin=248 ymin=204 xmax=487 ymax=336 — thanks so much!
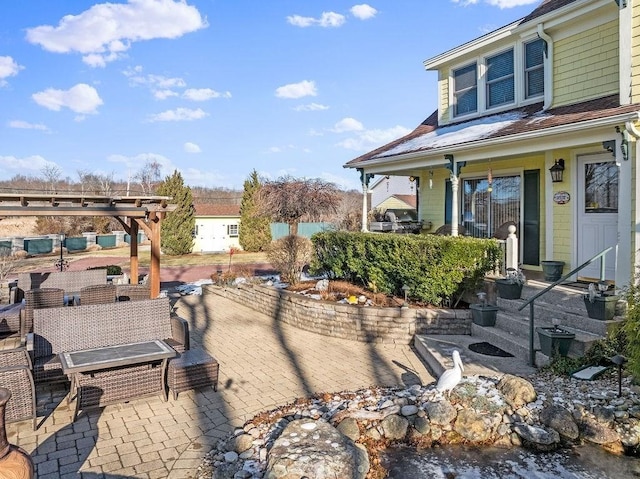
xmin=7 ymin=290 xmax=435 ymax=478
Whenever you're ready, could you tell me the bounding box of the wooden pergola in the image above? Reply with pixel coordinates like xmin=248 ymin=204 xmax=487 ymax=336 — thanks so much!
xmin=0 ymin=193 xmax=177 ymax=298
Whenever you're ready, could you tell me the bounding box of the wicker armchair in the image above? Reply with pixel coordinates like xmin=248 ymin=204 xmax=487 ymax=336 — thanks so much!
xmin=0 ymin=348 xmax=36 ymax=430
xmin=20 ymin=288 xmax=65 ymax=338
xmin=79 ymin=284 xmax=116 ymax=305
xmin=11 ymin=269 xmax=107 ymax=303
xmin=116 ymin=284 xmax=151 ymax=301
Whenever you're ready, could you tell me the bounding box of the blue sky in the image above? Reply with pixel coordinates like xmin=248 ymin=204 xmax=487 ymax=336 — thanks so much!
xmin=0 ymin=0 xmax=541 ymax=191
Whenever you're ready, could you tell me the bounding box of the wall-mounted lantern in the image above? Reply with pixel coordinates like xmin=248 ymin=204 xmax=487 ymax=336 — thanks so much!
xmin=549 ymin=158 xmax=565 ymax=183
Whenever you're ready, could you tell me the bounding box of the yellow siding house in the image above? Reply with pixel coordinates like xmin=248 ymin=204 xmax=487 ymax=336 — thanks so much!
xmin=346 ymin=0 xmax=640 ymax=289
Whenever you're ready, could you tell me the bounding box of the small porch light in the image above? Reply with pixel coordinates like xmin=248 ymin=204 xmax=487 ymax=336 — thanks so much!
xmin=401 ymin=284 xmax=410 ymax=308
xmin=549 ymin=159 xmax=565 ymax=183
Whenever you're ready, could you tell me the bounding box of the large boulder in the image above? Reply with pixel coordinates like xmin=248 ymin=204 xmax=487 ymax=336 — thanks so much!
xmin=540 ymin=405 xmax=579 ymax=441
xmin=513 ymin=423 xmax=560 ymax=452
xmin=454 ymin=409 xmax=500 ymax=442
xmin=497 ymin=375 xmax=536 ymax=409
xmin=424 ymin=400 xmax=457 ymax=425
xmin=266 ymin=419 xmax=369 ymax=479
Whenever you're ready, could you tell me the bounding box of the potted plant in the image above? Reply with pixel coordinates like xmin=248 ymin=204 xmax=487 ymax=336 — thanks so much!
xmin=536 ymin=321 xmax=575 ymax=357
xmin=494 ymin=267 xmax=526 ymax=299
xmin=469 ymin=292 xmax=499 ymax=327
xmin=583 ymin=282 xmax=619 ymax=320
xmin=541 ymin=260 xmax=565 ymax=282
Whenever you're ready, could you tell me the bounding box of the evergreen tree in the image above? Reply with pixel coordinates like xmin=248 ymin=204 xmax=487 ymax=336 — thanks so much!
xmin=156 ymin=170 xmax=195 ymax=255
xmin=239 ymin=170 xmax=272 ymax=251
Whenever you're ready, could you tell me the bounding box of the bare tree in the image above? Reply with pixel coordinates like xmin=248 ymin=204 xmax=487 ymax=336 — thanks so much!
xmin=0 ymin=245 xmax=24 ymax=282
xmin=257 ymin=176 xmax=340 ymax=235
xmin=134 ymin=161 xmax=162 ymax=195
xmin=41 ymin=164 xmax=62 ymax=194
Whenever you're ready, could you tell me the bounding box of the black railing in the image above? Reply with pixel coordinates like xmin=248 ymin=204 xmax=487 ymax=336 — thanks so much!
xmin=517 ymin=246 xmax=614 ymax=366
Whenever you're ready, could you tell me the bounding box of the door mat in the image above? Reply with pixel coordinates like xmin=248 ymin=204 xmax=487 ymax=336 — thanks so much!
xmin=468 ymin=342 xmax=514 ymax=358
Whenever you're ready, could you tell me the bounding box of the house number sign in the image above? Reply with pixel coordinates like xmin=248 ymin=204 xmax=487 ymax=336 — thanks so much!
xmin=553 ymin=191 xmax=570 ymax=204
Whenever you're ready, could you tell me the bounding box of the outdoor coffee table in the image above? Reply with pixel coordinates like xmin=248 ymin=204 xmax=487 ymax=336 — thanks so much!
xmin=59 ymin=340 xmax=176 ymax=421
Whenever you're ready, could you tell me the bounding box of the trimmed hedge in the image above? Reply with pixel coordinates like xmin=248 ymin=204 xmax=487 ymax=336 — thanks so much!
xmin=310 ymin=232 xmax=502 ymax=306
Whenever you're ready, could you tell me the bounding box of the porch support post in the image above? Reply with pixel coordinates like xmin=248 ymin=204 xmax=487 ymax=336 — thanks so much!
xmin=506 ymin=225 xmax=518 ymax=270
xmin=359 ymin=169 xmax=373 ymax=232
xmin=618 ymin=127 xmax=635 ymax=288
xmin=450 ymin=173 xmax=459 ymax=237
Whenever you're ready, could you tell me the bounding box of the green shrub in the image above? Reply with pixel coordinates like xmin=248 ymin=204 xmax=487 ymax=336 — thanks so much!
xmin=622 ymin=279 xmax=640 ymax=380
xmin=87 ymin=265 xmax=122 ymax=276
xmin=310 ymin=232 xmax=501 ymax=306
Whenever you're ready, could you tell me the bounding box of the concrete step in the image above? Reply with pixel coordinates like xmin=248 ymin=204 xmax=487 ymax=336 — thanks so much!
xmin=413 ymin=334 xmax=538 ymax=379
xmin=493 ymin=311 xmax=604 ymax=352
xmin=470 ymin=321 xmax=591 ymax=363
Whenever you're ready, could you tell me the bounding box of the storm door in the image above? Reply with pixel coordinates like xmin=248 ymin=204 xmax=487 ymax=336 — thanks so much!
xmin=576 ymin=155 xmax=618 ymax=281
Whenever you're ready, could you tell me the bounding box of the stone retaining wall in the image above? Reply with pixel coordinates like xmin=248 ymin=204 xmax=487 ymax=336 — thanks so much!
xmin=203 ymin=283 xmax=471 ymax=344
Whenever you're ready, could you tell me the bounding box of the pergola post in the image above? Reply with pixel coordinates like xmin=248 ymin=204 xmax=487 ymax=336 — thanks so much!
xmin=149 ymin=213 xmax=162 ymax=299
xmin=129 ymin=218 xmax=139 ymax=284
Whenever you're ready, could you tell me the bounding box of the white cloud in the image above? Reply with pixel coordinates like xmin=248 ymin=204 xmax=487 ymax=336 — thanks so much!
xmin=451 ymin=0 xmax=538 ymax=7
xmin=8 ymin=120 xmax=50 ymax=132
xmin=183 ymin=88 xmax=231 ymax=101
xmin=0 ymin=155 xmax=58 ymax=175
xmin=32 ymin=83 xmax=103 ymax=114
xmin=294 ymin=103 xmax=329 ymax=112
xmin=275 ymin=80 xmax=317 ymax=99
xmin=147 ymin=107 xmax=208 ymax=122
xmin=350 ymin=4 xmax=378 ymax=20
xmin=107 ymin=152 xmax=173 ymax=175
xmin=154 ymin=89 xmax=179 ymax=100
xmin=0 ymin=56 xmax=24 ymax=85
xmin=287 ymin=11 xmax=346 ymax=28
xmin=332 ymin=117 xmax=364 ymax=133
xmin=26 ymin=0 xmax=208 ymax=67
xmin=319 ymin=171 xmax=359 ymax=190
xmin=337 ymin=125 xmax=412 ymax=151
xmin=184 ymin=142 xmax=201 ymax=153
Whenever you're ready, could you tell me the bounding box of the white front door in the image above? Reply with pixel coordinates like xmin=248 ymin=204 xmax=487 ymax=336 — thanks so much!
xmin=576 ymin=154 xmax=618 ymax=281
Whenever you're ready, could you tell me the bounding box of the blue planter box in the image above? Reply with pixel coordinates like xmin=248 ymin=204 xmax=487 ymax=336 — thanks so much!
xmin=24 ymin=238 xmax=53 ymax=254
xmin=96 ymin=235 xmax=116 ymax=248
xmin=65 ymin=237 xmax=87 ymax=252
xmin=124 ymin=233 xmax=143 ymax=243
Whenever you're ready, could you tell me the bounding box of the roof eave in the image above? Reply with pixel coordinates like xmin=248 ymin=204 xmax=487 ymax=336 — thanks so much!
xmin=348 ymin=110 xmax=640 ymax=169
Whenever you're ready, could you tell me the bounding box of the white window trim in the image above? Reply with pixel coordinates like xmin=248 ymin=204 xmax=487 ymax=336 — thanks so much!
xmin=449 ymin=36 xmax=544 ymax=122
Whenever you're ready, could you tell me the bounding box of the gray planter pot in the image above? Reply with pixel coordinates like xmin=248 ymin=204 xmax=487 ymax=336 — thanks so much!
xmin=470 ymin=303 xmax=499 ymax=326
xmin=583 ymin=294 xmax=619 ymax=321
xmin=536 ymin=326 xmax=575 ymax=357
xmin=495 ymin=278 xmax=523 ymax=299
xmin=541 ymin=261 xmax=565 ymax=282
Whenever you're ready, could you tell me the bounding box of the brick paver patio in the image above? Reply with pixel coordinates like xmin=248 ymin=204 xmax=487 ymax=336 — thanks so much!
xmin=5 ymin=291 xmax=435 ymax=478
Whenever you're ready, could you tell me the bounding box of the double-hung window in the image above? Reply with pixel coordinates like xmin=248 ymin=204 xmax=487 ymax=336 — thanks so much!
xmin=524 ymin=38 xmax=545 ymax=99
xmin=227 ymin=224 xmax=239 ymax=237
xmin=486 ymin=49 xmax=514 ymax=108
xmin=453 ymin=63 xmax=477 ymax=116
xmin=451 ymin=38 xmax=544 ymax=118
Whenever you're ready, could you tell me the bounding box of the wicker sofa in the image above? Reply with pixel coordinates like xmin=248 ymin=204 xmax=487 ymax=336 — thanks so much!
xmin=11 ymin=269 xmax=108 ymax=303
xmin=28 ymin=297 xmax=190 ymax=386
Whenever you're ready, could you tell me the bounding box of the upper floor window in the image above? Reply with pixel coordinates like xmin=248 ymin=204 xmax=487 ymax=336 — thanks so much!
xmin=524 ymin=39 xmax=545 ymax=99
xmin=486 ymin=49 xmax=514 ymax=108
xmin=451 ymin=38 xmax=544 ymax=118
xmin=454 ymin=64 xmax=477 ymax=116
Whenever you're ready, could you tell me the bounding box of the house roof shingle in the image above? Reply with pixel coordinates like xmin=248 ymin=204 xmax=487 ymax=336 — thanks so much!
xmin=345 ymin=95 xmax=640 ymax=167
xmin=194 ymin=204 xmax=240 ymax=216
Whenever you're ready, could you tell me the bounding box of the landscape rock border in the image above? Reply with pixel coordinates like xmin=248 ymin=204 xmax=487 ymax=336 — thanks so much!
xmin=198 ymin=372 xmax=640 ymax=479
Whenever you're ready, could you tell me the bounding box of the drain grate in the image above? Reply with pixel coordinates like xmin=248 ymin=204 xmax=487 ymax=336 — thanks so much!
xmin=468 ymin=342 xmax=514 ymax=357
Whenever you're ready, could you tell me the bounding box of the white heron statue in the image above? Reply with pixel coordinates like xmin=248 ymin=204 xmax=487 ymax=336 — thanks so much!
xmin=436 ymin=350 xmax=464 ymax=397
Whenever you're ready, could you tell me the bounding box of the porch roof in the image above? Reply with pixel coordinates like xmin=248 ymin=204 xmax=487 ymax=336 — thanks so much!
xmin=344 ymin=95 xmax=640 ymax=170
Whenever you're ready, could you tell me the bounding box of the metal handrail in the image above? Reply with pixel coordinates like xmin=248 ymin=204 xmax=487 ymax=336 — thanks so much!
xmin=517 ymin=246 xmax=613 ymax=366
